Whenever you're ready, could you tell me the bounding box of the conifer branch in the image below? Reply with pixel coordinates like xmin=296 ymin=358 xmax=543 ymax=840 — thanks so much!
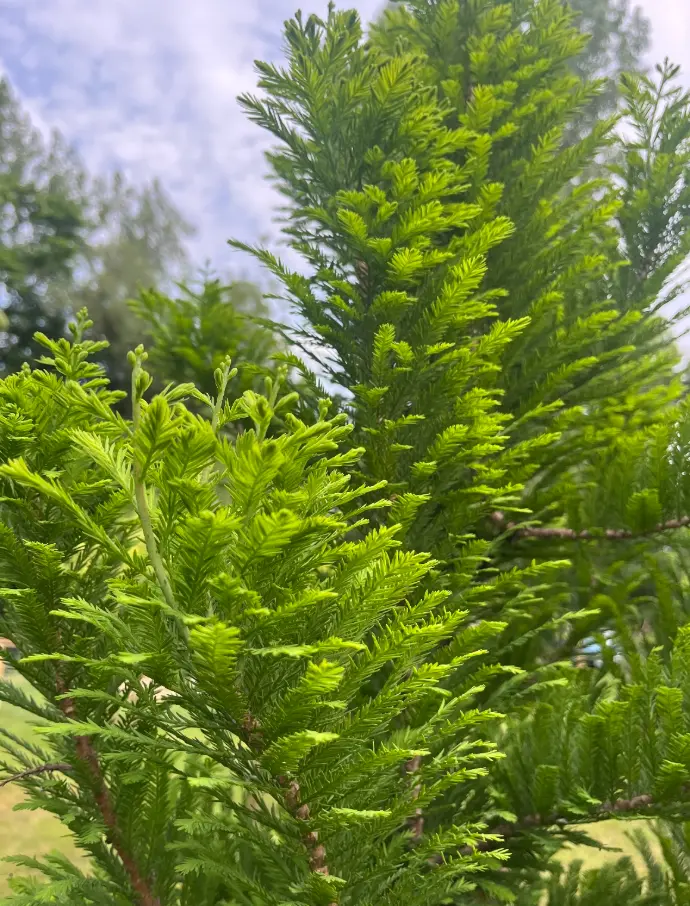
xmin=56 ymin=679 xmax=161 ymax=906
xmin=130 ymin=349 xmax=178 ymax=616
xmin=0 ymin=762 xmax=73 ymax=787
xmin=492 ymin=512 xmax=690 ymax=542
xmin=210 ymin=356 xmax=233 ymax=433
xmin=133 ymin=474 xmax=177 ymax=612
xmin=281 ymin=777 xmax=332 ymax=880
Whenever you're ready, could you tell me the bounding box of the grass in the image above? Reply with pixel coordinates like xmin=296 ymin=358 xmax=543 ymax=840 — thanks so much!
xmin=560 ymin=818 xmax=657 ymax=874
xmin=0 ymin=670 xmax=87 ymax=897
xmin=0 ymin=672 xmax=660 ymax=898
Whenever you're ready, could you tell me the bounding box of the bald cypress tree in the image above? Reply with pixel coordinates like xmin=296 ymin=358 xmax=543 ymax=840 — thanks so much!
xmin=233 ymin=0 xmax=690 ymax=899
xmin=2 ymin=3 xmax=690 ymax=906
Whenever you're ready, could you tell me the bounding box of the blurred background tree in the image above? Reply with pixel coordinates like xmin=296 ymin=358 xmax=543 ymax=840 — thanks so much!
xmin=568 ymin=0 xmax=650 ymax=133
xmin=0 ymin=76 xmax=192 ymax=389
xmin=0 ymin=75 xmax=291 ymax=414
xmin=60 ymin=172 xmax=194 ymax=393
xmin=129 ymin=273 xmax=282 ymax=402
xmin=0 ymin=78 xmax=84 ymax=372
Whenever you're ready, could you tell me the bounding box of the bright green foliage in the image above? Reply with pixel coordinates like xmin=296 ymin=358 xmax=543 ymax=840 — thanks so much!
xmin=235 ymin=4 xmax=545 ymax=574
xmin=614 ymin=61 xmax=690 ymax=323
xmin=228 ymin=4 xmax=690 ymax=766
xmin=0 ymin=314 xmax=514 ymax=905
xmin=226 ymin=1 xmax=690 ymax=902
xmin=504 ymin=397 xmax=690 ymax=668
xmin=4 ymin=2 xmax=690 ymax=904
xmin=235 ymin=0 xmax=685 ymax=571
xmin=370 ymin=0 xmax=686 ymax=514
xmin=554 ymin=398 xmax=690 ymax=534
xmin=378 ymin=0 xmax=651 ymax=140
xmin=495 ymin=632 xmax=690 ymax=818
xmin=3 ymin=324 xmax=690 ymax=905
xmin=128 ymin=275 xmax=326 ymax=429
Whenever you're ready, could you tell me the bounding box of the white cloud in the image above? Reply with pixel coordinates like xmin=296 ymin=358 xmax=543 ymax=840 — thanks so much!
xmin=0 ymin=0 xmax=383 ymax=278
xmin=0 ymin=0 xmax=686 ymax=283
xmin=638 ymin=0 xmax=689 ymax=74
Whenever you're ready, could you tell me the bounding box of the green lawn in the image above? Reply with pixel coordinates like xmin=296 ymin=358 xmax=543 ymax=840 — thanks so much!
xmin=560 ymin=819 xmax=656 ymax=873
xmin=0 ymin=672 xmax=658 ymax=898
xmin=0 ymin=671 xmax=87 ymax=897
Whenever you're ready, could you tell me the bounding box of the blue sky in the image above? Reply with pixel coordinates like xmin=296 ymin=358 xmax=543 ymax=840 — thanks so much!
xmin=0 ymin=0 xmax=688 ymax=280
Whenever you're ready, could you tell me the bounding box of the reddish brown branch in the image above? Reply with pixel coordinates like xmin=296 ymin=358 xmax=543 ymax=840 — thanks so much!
xmin=0 ymin=763 xmax=73 ymax=787
xmin=492 ymin=512 xmax=690 ymax=543
xmin=241 ymin=712 xmax=264 ymax=749
xmin=279 ymin=777 xmax=332 ymax=881
xmin=56 ymin=679 xmax=160 ymax=906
